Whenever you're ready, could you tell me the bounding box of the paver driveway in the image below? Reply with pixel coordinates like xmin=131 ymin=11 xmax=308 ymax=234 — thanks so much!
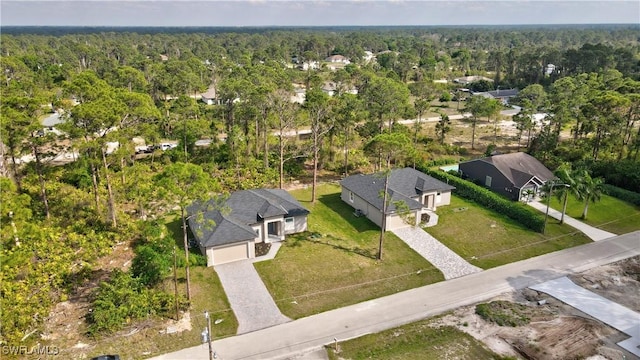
xmin=391 ymin=226 xmax=482 ymax=279
xmin=215 ymin=260 xmax=290 ymax=334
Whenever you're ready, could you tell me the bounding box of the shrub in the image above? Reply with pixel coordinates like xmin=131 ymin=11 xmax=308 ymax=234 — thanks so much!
xmin=419 ymin=167 xmax=545 ymax=232
xmin=603 ymin=184 xmax=640 ymax=206
xmin=475 ymin=301 xmax=531 ymax=327
xmin=87 ymin=270 xmax=182 ymax=336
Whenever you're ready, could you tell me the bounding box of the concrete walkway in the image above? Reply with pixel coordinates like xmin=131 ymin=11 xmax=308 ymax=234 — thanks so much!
xmin=528 ymin=201 xmax=616 ymax=241
xmin=531 ymin=276 xmax=640 ymax=357
xmin=151 ymin=231 xmax=640 ymax=360
xmin=391 ymin=226 xmax=482 ymax=279
xmin=215 ymin=244 xmax=290 ymax=334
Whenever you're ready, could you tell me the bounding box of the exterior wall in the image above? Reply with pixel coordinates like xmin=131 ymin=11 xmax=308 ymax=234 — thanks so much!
xmin=342 ymin=187 xmax=386 ymax=228
xmin=262 ymin=216 xmax=285 ymax=242
xmin=439 ymin=190 xmax=452 ymax=206
xmin=284 ymin=215 xmax=307 ymax=234
xmin=459 ymin=162 xmax=517 ymax=200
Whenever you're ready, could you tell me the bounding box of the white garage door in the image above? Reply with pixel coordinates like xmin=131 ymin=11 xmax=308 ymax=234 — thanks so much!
xmin=213 ymin=243 xmax=249 ymax=265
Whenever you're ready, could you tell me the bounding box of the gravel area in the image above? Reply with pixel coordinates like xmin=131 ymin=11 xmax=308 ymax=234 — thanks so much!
xmin=392 ymin=226 xmax=482 ymax=280
xmin=215 ymin=260 xmax=290 ymax=334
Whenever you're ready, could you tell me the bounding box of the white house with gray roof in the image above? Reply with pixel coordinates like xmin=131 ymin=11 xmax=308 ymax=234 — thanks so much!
xmin=189 ymin=189 xmax=309 ymax=266
xmin=340 ymin=168 xmax=455 ymax=230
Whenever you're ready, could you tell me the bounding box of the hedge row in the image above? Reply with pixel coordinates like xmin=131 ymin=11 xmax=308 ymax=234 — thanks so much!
xmin=421 ymin=168 xmax=546 ymax=232
xmin=603 ymin=184 xmax=640 ymax=207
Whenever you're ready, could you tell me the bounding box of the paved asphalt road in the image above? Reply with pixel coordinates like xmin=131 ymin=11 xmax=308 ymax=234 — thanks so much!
xmin=151 ymin=231 xmax=640 ymax=360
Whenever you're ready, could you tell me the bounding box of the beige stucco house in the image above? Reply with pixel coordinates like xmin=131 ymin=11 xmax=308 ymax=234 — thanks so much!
xmin=340 ymin=168 xmax=455 ymax=231
xmin=188 ymin=189 xmax=309 ymax=266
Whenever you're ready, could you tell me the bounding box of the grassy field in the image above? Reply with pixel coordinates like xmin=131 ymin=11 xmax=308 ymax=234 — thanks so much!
xmin=254 ymin=183 xmax=445 ymax=319
xmin=326 ymin=318 xmax=502 ymax=360
xmin=426 ymin=196 xmax=592 ymax=269
xmin=548 ymin=194 xmax=640 ymax=235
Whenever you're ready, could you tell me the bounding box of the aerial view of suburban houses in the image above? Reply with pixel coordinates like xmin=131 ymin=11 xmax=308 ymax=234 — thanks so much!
xmin=2 ymin=2 xmax=640 ymax=360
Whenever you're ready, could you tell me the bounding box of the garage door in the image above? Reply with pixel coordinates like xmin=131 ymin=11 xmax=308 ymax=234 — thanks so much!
xmin=213 ymin=243 xmax=249 ymax=265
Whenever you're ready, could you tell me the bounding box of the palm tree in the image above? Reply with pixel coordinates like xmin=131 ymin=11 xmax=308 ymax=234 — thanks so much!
xmin=553 ymin=165 xmax=577 ymax=224
xmin=575 ymin=171 xmax=604 ymax=220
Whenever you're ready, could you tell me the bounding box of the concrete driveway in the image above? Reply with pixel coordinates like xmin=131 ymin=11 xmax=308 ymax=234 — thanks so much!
xmin=215 ymin=260 xmax=290 ymax=334
xmin=531 ymin=276 xmax=640 ymax=357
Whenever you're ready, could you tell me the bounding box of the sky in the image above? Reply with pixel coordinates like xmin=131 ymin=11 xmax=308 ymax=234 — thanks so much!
xmin=1 ymin=1 xmax=639 ymax=27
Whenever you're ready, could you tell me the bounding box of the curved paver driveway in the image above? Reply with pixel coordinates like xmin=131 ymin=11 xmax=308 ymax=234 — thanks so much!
xmin=215 ymin=260 xmax=290 ymax=334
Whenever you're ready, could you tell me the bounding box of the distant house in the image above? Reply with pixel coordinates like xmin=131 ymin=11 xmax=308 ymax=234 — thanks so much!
xmin=459 ymin=152 xmax=554 ymax=202
xmin=453 ymin=75 xmax=493 ymax=85
xmin=325 ymin=55 xmax=350 ymax=64
xmin=340 ymin=168 xmax=455 ymax=230
xmin=473 ymin=88 xmax=519 ymax=105
xmin=321 ymin=81 xmax=358 ymax=97
xmin=189 ymin=189 xmax=309 ymax=266
xmin=200 ymin=85 xmax=219 ymax=105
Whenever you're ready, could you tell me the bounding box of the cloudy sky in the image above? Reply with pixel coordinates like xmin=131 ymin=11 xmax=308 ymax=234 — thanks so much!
xmin=2 ymin=1 xmax=639 ymax=27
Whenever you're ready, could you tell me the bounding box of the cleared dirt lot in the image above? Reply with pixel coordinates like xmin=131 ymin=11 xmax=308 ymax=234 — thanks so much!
xmin=434 ymin=256 xmax=640 ymax=360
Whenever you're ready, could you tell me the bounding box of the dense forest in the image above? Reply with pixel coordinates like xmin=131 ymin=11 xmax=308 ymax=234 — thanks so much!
xmin=1 ymin=25 xmax=640 ymax=352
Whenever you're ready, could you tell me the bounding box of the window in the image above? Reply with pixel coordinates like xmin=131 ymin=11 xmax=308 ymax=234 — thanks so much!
xmin=485 ymin=175 xmax=492 ymax=187
xmin=284 ymin=217 xmax=295 ymax=231
xmin=349 ymin=191 xmax=354 ymax=202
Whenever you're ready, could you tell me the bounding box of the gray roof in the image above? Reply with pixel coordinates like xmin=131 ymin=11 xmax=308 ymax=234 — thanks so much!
xmin=341 ymin=168 xmax=455 ymax=214
xmin=188 ymin=189 xmax=309 ymax=248
xmin=462 ymin=152 xmax=554 ymax=188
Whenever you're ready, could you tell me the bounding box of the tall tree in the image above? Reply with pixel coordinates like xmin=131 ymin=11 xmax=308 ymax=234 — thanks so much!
xmin=304 ymin=88 xmax=333 ymax=203
xmin=154 ymin=162 xmax=215 ymax=302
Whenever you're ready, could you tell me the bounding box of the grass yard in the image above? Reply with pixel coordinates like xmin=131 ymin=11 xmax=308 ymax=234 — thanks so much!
xmin=254 ymin=183 xmax=444 ymax=319
xmin=326 ymin=318 xmax=501 ymax=360
xmin=548 ymin=194 xmax=640 ymax=235
xmin=426 ymin=196 xmax=592 ymax=269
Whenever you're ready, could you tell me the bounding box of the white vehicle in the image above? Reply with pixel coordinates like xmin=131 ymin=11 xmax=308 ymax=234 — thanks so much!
xmin=159 ymin=143 xmax=178 ymax=151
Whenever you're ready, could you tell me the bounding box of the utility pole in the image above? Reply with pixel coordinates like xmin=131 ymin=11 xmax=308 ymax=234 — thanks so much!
xmin=173 ymin=247 xmax=179 ymax=320
xmin=205 ymin=311 xmax=215 ymax=360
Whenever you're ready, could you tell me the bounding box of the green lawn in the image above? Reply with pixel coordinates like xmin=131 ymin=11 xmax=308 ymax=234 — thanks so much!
xmin=426 ymin=196 xmax=592 ymax=269
xmin=254 ymin=183 xmax=444 ymax=319
xmin=327 ymin=319 xmax=502 ymax=360
xmin=548 ymin=194 xmax=640 ymax=235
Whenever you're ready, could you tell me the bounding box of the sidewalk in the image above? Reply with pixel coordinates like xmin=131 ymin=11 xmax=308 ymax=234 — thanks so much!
xmin=528 ymin=201 xmax=616 ymax=241
xmin=151 ymin=231 xmax=640 ymax=360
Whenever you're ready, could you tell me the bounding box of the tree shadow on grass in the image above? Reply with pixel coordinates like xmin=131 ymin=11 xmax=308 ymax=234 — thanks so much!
xmin=317 ymin=192 xmax=379 ymax=233
xmin=287 ymin=232 xmax=377 ymax=260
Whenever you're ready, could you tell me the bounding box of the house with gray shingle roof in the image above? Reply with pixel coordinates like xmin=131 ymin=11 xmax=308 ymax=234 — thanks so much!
xmin=458 ymin=152 xmax=554 ymax=202
xmin=189 ymin=189 xmax=309 ymax=266
xmin=340 ymin=168 xmax=455 ymax=230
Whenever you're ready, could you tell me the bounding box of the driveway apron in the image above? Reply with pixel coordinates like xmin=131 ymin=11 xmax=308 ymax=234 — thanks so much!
xmin=215 ymin=260 xmax=290 ymax=334
xmin=531 ymin=276 xmax=640 ymax=357
xmin=391 ymin=226 xmax=482 ymax=280
xmin=528 ymin=201 xmax=616 ymax=241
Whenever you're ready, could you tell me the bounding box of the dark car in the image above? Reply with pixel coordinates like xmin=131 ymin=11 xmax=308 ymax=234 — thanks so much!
xmin=90 ymin=356 xmax=120 ymax=360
